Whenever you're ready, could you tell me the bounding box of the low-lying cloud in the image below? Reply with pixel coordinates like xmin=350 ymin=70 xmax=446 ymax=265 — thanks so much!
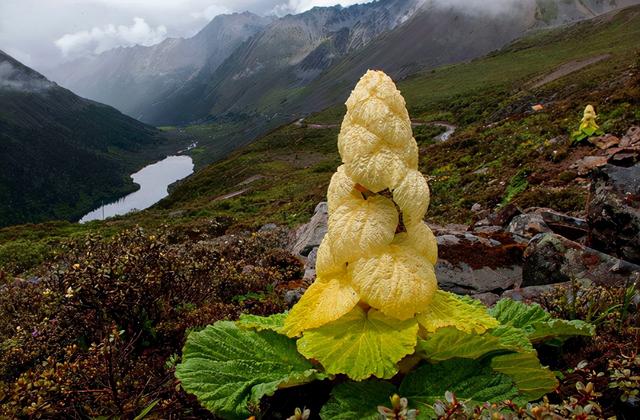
xmin=54 ymin=17 xmax=167 ymax=58
xmin=271 ymin=0 xmax=373 ymax=15
xmin=0 ymin=61 xmax=53 ymax=92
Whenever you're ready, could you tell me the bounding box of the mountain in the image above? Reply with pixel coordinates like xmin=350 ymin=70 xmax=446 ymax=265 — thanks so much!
xmin=46 ymin=12 xmax=272 ymax=122
xmin=155 ymin=4 xmax=640 ymax=230
xmin=140 ymin=0 xmax=640 ymax=126
xmin=0 ymin=51 xmax=166 ymax=227
xmin=140 ymin=0 xmax=425 ymax=125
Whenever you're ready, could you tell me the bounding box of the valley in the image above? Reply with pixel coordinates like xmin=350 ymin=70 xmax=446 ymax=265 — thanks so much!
xmin=0 ymin=1 xmax=639 ymax=418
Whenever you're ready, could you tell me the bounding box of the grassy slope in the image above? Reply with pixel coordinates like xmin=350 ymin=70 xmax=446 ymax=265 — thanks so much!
xmin=1 ymin=7 xmax=639 ymax=273
xmin=160 ymin=6 xmax=640 ymax=224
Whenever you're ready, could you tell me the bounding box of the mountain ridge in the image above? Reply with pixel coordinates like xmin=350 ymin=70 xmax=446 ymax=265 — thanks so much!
xmin=0 ymin=51 xmax=168 ymax=226
xmin=46 ymin=12 xmax=273 ymax=121
xmin=46 ymin=0 xmax=640 ymax=130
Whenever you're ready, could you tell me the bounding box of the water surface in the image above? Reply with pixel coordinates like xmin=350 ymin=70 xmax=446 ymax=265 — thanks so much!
xmin=80 ymin=155 xmax=194 ymax=223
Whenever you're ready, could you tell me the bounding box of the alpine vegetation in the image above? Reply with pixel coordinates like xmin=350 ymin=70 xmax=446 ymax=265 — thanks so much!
xmin=174 ymin=71 xmax=595 ymax=419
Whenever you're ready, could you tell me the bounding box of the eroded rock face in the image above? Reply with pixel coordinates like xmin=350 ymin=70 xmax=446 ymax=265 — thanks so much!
xmin=523 ymin=233 xmax=640 ymax=287
xmin=436 ymin=232 xmax=525 ymax=294
xmin=588 ymin=161 xmax=640 ymax=264
xmin=290 ymin=202 xmax=328 ymax=256
xmin=619 ymin=126 xmax=640 ymax=148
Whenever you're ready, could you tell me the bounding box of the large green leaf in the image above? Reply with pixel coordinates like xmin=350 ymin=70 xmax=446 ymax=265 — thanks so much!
xmin=491 ymin=325 xmax=534 ymax=352
xmin=175 ymin=321 xmax=326 ymax=419
xmin=320 ymin=380 xmax=397 ymax=420
xmin=416 ymin=290 xmax=499 ymax=334
xmin=489 ymin=299 xmax=594 ymax=344
xmin=237 ymin=312 xmax=287 ymax=333
xmin=528 ymin=319 xmax=595 ymax=344
xmin=399 ymin=359 xmax=519 ymax=419
xmin=491 ymin=352 xmax=558 ymax=401
xmin=416 ymin=327 xmax=524 ymax=362
xmin=489 ymin=299 xmax=550 ymax=330
xmin=297 ymin=305 xmax=419 ymax=380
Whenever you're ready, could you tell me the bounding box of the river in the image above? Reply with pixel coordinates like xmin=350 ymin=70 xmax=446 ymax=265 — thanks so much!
xmin=79 ymin=155 xmax=194 ymax=223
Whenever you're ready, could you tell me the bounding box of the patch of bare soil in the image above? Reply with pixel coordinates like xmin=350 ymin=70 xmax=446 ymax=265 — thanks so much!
xmin=529 ymin=54 xmax=612 ymax=89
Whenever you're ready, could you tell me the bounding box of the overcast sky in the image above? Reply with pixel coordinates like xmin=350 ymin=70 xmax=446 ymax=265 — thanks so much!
xmin=0 ymin=0 xmax=374 ymax=71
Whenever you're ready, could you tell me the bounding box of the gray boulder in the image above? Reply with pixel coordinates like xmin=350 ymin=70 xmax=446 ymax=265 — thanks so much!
xmin=290 ymin=202 xmax=328 ymax=256
xmin=523 ymin=233 xmax=640 ymax=287
xmin=588 ymin=161 xmax=640 ymax=264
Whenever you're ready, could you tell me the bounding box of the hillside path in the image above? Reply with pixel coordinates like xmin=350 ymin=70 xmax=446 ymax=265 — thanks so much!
xmin=529 ymin=54 xmax=611 ymax=89
xmin=296 ymin=118 xmax=457 ymax=141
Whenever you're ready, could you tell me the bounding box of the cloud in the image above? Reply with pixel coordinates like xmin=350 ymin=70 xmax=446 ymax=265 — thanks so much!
xmin=191 ymin=4 xmax=232 ymax=21
xmin=54 ymin=17 xmax=167 ymax=58
xmin=0 ymin=61 xmax=54 ymax=92
xmin=271 ymin=0 xmax=372 ymax=16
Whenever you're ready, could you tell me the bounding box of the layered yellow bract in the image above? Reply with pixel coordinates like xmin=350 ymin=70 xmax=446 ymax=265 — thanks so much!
xmin=284 ymin=70 xmax=438 ymax=337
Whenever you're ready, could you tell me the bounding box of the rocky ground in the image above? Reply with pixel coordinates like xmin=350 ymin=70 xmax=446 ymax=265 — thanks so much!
xmin=287 ymin=126 xmax=640 ymax=308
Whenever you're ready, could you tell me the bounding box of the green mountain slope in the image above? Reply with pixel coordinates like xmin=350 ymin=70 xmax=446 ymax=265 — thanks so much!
xmin=1 ymin=5 xmax=638 ymax=248
xmin=0 ymin=51 xmax=168 ymax=227
xmin=156 ymin=6 xmax=640 ymax=227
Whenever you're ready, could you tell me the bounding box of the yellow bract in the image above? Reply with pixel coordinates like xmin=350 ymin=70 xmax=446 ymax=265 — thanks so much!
xmin=350 ymin=244 xmax=437 ymax=320
xmin=328 ymin=194 xmax=398 ymax=259
xmin=326 ymin=165 xmax=360 ymax=212
xmin=282 ymin=272 xmax=359 ymax=337
xmin=393 ymin=169 xmax=430 ymax=226
xmin=344 ymin=146 xmax=408 ymax=192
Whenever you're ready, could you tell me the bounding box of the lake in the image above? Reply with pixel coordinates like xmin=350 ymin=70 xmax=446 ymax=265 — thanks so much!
xmin=79 ymin=155 xmax=194 ymax=223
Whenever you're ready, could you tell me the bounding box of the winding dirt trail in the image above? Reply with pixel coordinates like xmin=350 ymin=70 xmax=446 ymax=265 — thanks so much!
xmin=529 ymin=54 xmax=611 ymax=89
xmin=297 ymin=118 xmax=457 ymax=141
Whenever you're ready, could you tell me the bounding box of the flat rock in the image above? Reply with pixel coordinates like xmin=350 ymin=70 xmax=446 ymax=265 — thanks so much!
xmin=571 ymin=155 xmax=608 ymax=175
xmin=523 ymin=233 xmax=640 ymax=287
xmin=473 ymin=225 xmax=504 ymax=235
xmin=588 ymin=134 xmax=620 ymax=149
xmin=471 ymin=292 xmax=501 ymax=307
xmin=436 ymin=232 xmax=525 ymax=294
xmin=526 ymin=208 xmax=588 ymax=241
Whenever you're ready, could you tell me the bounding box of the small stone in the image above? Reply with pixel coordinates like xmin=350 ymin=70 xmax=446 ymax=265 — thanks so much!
xmin=284 ymin=289 xmax=306 ymax=306
xmin=306 ymin=246 xmax=319 ymax=271
xmin=471 ymin=203 xmax=483 ymax=213
xmin=303 ymin=269 xmax=316 ymax=281
xmin=506 ymin=213 xmax=552 ymax=239
xmin=259 ymin=223 xmax=278 ymax=232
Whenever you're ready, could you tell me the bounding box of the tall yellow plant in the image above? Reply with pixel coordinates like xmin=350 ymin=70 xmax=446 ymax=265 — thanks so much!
xmin=572 ymin=104 xmax=603 ymax=143
xmin=282 ymin=70 xmax=497 ymax=379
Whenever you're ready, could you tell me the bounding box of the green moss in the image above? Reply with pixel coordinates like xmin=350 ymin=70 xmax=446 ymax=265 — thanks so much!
xmin=502 ymin=170 xmax=530 ymax=206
